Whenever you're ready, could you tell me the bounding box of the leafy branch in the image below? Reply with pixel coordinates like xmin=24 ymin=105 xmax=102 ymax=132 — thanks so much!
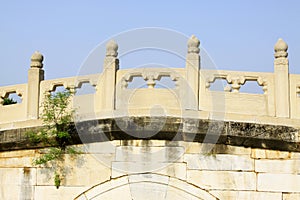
xmin=27 ymin=90 xmax=80 ymax=189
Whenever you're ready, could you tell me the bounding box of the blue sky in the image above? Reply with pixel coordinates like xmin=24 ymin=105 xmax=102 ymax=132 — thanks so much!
xmin=1 ymin=1 xmax=300 ymax=86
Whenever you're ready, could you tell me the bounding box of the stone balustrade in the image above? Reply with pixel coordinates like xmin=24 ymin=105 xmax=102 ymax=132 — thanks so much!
xmin=1 ymin=36 xmax=300 ymax=200
xmin=0 ymin=36 xmax=298 ymax=129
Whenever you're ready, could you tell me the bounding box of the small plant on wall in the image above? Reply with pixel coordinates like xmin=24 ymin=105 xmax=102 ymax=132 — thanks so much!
xmin=27 ymin=90 xmax=80 ymax=189
xmin=2 ymin=97 xmax=17 ymax=105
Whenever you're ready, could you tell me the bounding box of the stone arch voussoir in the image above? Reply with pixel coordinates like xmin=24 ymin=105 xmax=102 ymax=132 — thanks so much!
xmin=74 ymin=173 xmax=218 ymax=200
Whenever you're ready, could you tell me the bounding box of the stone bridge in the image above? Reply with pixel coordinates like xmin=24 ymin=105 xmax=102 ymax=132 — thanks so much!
xmin=0 ymin=36 xmax=300 ymax=199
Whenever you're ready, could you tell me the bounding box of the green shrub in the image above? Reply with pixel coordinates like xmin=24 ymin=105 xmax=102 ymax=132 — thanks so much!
xmin=28 ymin=90 xmax=80 ymax=189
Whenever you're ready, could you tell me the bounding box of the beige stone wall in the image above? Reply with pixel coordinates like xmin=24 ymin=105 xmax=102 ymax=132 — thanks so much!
xmin=0 ymin=140 xmax=300 ymax=200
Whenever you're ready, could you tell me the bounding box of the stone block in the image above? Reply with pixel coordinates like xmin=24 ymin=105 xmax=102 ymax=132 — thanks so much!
xmin=0 ymin=156 xmax=33 ymax=167
xmin=0 ymin=168 xmax=36 ymax=186
xmin=255 ymin=159 xmax=300 ymax=173
xmin=210 ymin=190 xmax=282 ymax=200
xmin=120 ymin=140 xmax=177 ymax=147
xmin=0 ymin=168 xmax=36 ymax=200
xmin=34 ymin=186 xmax=88 ymax=200
xmin=187 ymin=170 xmax=256 ymax=190
xmin=115 ymin=146 xmax=184 ymax=162
xmin=112 ymin=162 xmax=186 ymax=180
xmin=129 ymin=181 xmax=168 ymax=199
xmin=77 ymin=141 xmax=119 ymax=154
xmin=84 ymin=176 xmax=130 ymax=200
xmin=128 ymin=173 xmax=170 ymax=184
xmin=168 ymin=177 xmax=217 ymax=200
xmin=0 ymin=149 xmax=36 ymax=158
xmin=184 ymin=143 xmax=251 ymax=155
xmin=283 ymin=193 xmax=300 ymax=200
xmin=37 ymin=154 xmax=112 ymax=186
xmin=0 ymin=185 xmax=22 ymax=200
xmin=291 ymin=152 xmax=300 ymax=159
xmin=258 ymin=173 xmax=300 ymax=192
xmin=74 ymin=195 xmax=88 ymax=200
xmin=251 ymin=149 xmax=291 ymax=159
xmin=184 ymin=154 xmax=253 ymax=171
xmin=92 ymin=183 xmax=132 ymax=200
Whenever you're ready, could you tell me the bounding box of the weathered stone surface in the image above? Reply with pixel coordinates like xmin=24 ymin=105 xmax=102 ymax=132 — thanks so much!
xmin=0 ymin=149 xmax=36 ymax=158
xmin=0 ymin=156 xmax=33 ymax=167
xmin=228 ymin=121 xmax=297 ymax=142
xmin=83 ymin=176 xmax=130 ymax=200
xmin=258 ymin=173 xmax=300 ymax=192
xmin=210 ymin=190 xmax=282 ymax=200
xmin=0 ymin=117 xmax=299 ymax=152
xmin=291 ymin=152 xmax=300 ymax=159
xmin=78 ymin=173 xmax=219 ymax=200
xmin=1 ymin=140 xmax=300 ymax=199
xmin=283 ymin=193 xmax=300 ymax=200
xmin=37 ymin=154 xmax=112 ymax=186
xmin=0 ymin=168 xmax=36 ymax=200
xmin=0 ymin=168 xmax=36 ymax=185
xmin=184 ymin=142 xmax=251 ymax=155
xmin=112 ymin=162 xmax=187 ymax=180
xmin=35 ymin=186 xmax=88 ymax=200
xmin=184 ymin=154 xmax=254 ymax=171
xmin=0 ymin=185 xmax=23 ymax=200
xmin=115 ymin=146 xmax=185 ymax=162
xmin=251 ymin=148 xmax=291 ymax=159
xmin=255 ymin=159 xmax=300 ymax=173
xmin=187 ymin=170 xmax=256 ymax=190
xmin=77 ymin=140 xmax=119 ymax=154
xmin=168 ymin=177 xmax=217 ymax=200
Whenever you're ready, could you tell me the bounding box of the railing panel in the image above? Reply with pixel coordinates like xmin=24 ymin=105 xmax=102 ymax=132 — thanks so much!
xmin=116 ymin=68 xmax=185 ymax=110
xmin=200 ymin=70 xmax=275 ymax=116
xmin=0 ymin=84 xmax=28 ymax=123
xmin=290 ymin=74 xmax=300 ymax=119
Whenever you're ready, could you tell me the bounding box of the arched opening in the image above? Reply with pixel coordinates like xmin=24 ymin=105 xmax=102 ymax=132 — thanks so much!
xmin=74 ymin=173 xmax=218 ymax=200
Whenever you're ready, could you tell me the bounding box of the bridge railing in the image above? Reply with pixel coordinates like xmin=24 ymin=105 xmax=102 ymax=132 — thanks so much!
xmin=0 ymin=36 xmax=298 ymax=127
xmin=200 ymin=70 xmax=275 ymax=116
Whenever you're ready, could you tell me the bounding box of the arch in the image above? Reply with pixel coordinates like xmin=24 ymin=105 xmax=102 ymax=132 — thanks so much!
xmin=74 ymin=173 xmax=218 ymax=200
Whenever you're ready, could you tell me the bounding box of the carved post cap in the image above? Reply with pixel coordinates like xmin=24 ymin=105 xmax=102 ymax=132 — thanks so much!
xmin=30 ymin=51 xmax=44 ymax=68
xmin=274 ymin=38 xmax=288 ymax=58
xmin=187 ymin=35 xmax=200 ymax=54
xmin=106 ymin=40 xmax=118 ymax=57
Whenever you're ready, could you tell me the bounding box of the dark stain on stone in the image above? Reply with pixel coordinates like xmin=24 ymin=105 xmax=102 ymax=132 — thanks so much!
xmin=0 ymin=117 xmax=299 ymax=152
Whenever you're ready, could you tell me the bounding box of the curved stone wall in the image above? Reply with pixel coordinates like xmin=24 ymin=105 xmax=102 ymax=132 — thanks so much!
xmin=1 ymin=140 xmax=300 ymax=200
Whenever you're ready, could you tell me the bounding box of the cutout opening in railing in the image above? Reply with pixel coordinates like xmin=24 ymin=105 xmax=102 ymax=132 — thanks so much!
xmin=127 ymin=76 xmax=148 ymax=89
xmin=240 ymin=80 xmax=264 ymax=94
xmin=2 ymin=92 xmax=22 ymax=105
xmin=75 ymin=82 xmax=96 ymax=96
xmin=51 ymin=85 xmax=67 ymax=96
xmin=155 ymin=76 xmax=176 ymax=89
xmin=209 ymin=78 xmax=228 ymax=92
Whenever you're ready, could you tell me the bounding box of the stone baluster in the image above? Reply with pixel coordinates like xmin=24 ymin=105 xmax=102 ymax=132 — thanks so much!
xmin=146 ymin=75 xmax=156 ymax=88
xmin=27 ymin=51 xmax=44 ymax=119
xmin=231 ymin=78 xmax=241 ymax=93
xmin=186 ymin=35 xmax=200 ymax=110
xmin=96 ymin=40 xmax=119 ymax=112
xmin=274 ymin=38 xmax=290 ymax=118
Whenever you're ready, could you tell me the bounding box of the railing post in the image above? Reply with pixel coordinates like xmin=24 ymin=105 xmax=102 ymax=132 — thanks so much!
xmin=27 ymin=51 xmax=44 ymax=119
xmin=97 ymin=40 xmax=119 ymax=111
xmin=274 ymin=38 xmax=290 ymax=118
xmin=185 ymin=35 xmax=200 ymax=110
